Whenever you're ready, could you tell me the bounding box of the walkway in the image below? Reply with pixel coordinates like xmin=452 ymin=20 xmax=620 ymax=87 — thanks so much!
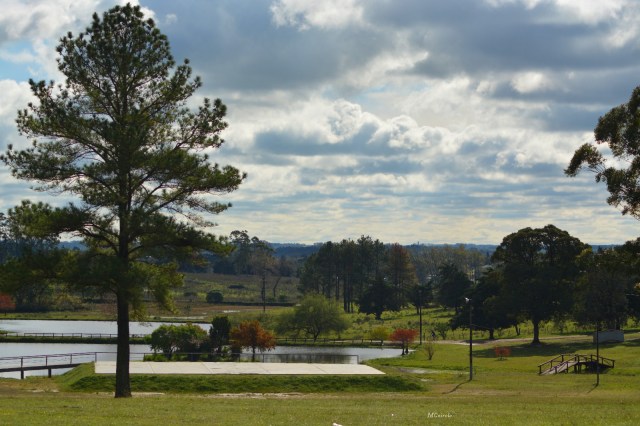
xmin=95 ymin=361 xmax=385 ymax=375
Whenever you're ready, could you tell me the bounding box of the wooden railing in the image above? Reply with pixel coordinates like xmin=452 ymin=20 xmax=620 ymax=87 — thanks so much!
xmin=0 ymin=331 xmax=148 ymax=339
xmin=0 ymin=352 xmax=99 ymax=379
xmin=538 ymin=353 xmax=615 ymax=375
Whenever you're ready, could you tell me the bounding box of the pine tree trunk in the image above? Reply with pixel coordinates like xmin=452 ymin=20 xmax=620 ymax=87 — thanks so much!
xmin=115 ymin=291 xmax=131 ymax=398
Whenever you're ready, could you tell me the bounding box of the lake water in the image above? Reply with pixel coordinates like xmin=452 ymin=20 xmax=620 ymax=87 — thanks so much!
xmin=0 ymin=320 xmax=402 ymax=379
xmin=0 ymin=319 xmax=209 ymax=335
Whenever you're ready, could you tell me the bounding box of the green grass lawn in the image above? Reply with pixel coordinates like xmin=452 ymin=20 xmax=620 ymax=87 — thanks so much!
xmin=1 ymin=335 xmax=638 ymax=425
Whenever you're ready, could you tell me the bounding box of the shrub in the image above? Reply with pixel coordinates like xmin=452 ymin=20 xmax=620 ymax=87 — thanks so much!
xmin=494 ymin=346 xmax=511 ymax=360
xmin=146 ymin=324 xmax=208 ymax=359
xmin=206 ymin=291 xmax=224 ymax=304
xmin=368 ymin=326 xmax=390 ymax=345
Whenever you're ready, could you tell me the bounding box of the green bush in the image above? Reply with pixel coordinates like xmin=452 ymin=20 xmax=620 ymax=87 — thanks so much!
xmin=206 ymin=291 xmax=224 ymax=303
xmin=146 ymin=324 xmax=208 ymax=358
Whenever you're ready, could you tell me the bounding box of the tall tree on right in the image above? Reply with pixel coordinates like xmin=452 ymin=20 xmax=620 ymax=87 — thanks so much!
xmin=492 ymin=225 xmax=587 ymax=344
xmin=573 ymin=248 xmax=635 ymax=330
xmin=566 ymin=85 xmax=640 ymax=219
xmin=433 ymin=263 xmax=472 ymax=314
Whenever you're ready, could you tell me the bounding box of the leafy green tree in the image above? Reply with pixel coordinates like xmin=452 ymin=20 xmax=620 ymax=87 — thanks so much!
xmin=411 ymin=245 xmax=487 ymax=286
xmin=408 ymin=282 xmax=433 ymax=315
xmin=450 ymin=267 xmax=516 ymax=340
xmin=1 ymin=5 xmax=244 ymax=397
xmin=358 ymin=276 xmax=399 ymax=320
xmin=492 ymin=225 xmax=587 ymax=344
xmin=209 ymin=315 xmax=231 ymax=354
xmin=574 ymin=248 xmax=631 ymax=330
xmin=432 ymin=322 xmax=450 ymax=340
xmin=386 ymin=243 xmax=417 ymax=308
xmin=566 ymin=85 xmax=640 ymax=219
xmin=277 ymin=294 xmax=350 ymax=342
xmin=433 ymin=263 xmax=472 ymax=313
xmin=368 ymin=326 xmax=390 ymax=345
xmin=147 ymin=324 xmax=208 ymax=359
xmin=618 ymin=240 xmax=640 ymax=321
xmin=229 ymin=231 xmax=277 ymax=311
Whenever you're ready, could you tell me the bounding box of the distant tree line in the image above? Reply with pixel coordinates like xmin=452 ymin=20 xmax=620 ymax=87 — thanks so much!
xmin=298 ymin=227 xmax=640 ymax=344
xmin=298 ymin=235 xmax=489 ymax=319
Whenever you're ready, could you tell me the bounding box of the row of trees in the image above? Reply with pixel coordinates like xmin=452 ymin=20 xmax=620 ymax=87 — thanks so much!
xmin=147 ymin=295 xmax=351 ymax=360
xmin=450 ymin=225 xmax=639 ymax=343
xmin=147 ymin=318 xmax=275 ymax=361
xmin=299 ymin=236 xmax=489 ymax=319
xmin=300 ymin=225 xmax=640 ymax=345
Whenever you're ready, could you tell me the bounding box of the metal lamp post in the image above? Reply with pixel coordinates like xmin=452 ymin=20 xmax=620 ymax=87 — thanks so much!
xmin=595 ymin=321 xmax=600 ymax=386
xmin=465 ymin=297 xmax=473 ymax=381
xmin=418 ymin=286 xmax=424 ymax=345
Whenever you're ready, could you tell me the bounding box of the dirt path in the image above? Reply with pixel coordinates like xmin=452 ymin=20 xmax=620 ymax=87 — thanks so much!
xmin=435 ymin=332 xmax=640 ymax=345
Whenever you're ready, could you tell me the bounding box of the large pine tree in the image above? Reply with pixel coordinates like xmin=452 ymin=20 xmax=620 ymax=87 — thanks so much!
xmin=1 ymin=4 xmax=245 ymax=397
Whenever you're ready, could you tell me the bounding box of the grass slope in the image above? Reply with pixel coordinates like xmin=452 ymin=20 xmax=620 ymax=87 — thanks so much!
xmin=59 ymin=364 xmax=422 ymax=394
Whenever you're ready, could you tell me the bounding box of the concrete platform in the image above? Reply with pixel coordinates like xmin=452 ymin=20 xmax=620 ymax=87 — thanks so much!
xmin=94 ymin=361 xmax=384 ymax=375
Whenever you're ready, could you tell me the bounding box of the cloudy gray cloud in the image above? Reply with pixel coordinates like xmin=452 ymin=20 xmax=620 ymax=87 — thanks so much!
xmin=1 ymin=0 xmax=640 ymax=245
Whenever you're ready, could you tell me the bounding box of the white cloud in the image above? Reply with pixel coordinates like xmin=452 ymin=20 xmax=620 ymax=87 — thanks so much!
xmin=2 ymin=0 xmax=639 ymax=245
xmin=0 ymin=80 xmax=32 ymax=126
xmin=511 ymin=71 xmax=554 ymax=94
xmin=270 ymin=0 xmax=364 ymax=30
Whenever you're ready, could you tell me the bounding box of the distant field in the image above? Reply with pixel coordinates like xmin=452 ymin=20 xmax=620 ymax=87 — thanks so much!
xmin=182 ymin=272 xmax=300 ymax=304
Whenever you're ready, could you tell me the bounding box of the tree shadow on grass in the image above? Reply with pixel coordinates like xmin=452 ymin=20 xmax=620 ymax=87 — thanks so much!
xmin=473 ymin=340 xmax=621 ymax=359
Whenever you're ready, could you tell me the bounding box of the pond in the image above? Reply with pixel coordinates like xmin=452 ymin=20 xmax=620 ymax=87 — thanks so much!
xmin=0 ymin=320 xmax=402 ymax=378
xmin=0 ymin=319 xmax=209 ymax=335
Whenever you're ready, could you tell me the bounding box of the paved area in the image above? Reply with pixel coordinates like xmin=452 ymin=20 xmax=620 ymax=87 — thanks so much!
xmin=95 ymin=361 xmax=384 ymax=375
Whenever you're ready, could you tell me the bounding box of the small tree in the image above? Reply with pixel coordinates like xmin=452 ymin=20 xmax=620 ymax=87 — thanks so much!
xmin=209 ymin=315 xmax=231 ymax=355
xmin=368 ymin=326 xmax=390 ymax=346
xmin=390 ymin=328 xmax=418 ymax=355
xmin=0 ymin=293 xmax=16 ymax=314
xmin=277 ymin=294 xmax=350 ymax=342
xmin=147 ymin=324 xmax=207 ymax=359
xmin=425 ymin=336 xmax=436 ymax=360
xmin=230 ymin=320 xmax=276 ymax=360
xmin=433 ymin=322 xmax=450 ymax=340
xmin=494 ymin=346 xmax=511 ymax=360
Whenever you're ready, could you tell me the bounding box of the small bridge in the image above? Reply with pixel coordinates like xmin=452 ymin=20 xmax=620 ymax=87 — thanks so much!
xmin=538 ymin=353 xmax=615 ymax=375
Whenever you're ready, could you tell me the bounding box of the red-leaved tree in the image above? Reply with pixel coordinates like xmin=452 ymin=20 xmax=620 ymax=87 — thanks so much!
xmin=390 ymin=328 xmax=419 ymax=355
xmin=494 ymin=346 xmax=511 ymax=360
xmin=0 ymin=294 xmax=15 ymax=314
xmin=230 ymin=320 xmax=276 ymax=360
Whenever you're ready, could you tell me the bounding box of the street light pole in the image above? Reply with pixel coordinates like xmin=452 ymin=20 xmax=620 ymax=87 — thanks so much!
xmin=466 ymin=297 xmax=473 ymax=381
xmin=596 ymin=321 xmax=600 ymax=386
xmin=418 ymin=286 xmax=424 ymax=345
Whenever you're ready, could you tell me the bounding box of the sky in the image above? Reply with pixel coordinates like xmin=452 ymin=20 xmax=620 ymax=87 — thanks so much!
xmin=1 ymin=0 xmax=640 ymax=245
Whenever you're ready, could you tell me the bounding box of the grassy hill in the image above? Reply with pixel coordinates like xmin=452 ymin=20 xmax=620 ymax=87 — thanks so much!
xmin=1 ymin=333 xmax=638 ymax=425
